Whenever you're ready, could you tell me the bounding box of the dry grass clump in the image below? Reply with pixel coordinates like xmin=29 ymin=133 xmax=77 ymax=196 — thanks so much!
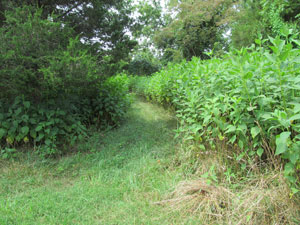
xmin=156 ymin=172 xmax=300 ymax=224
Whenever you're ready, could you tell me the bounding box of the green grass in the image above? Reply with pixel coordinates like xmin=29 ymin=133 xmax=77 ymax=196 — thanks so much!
xmin=0 ymin=97 xmax=200 ymax=224
xmin=1 ymin=97 xmax=300 ymax=225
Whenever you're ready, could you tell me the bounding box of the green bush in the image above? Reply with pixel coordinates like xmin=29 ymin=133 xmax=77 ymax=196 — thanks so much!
xmin=98 ymin=74 xmax=131 ymax=125
xmin=0 ymin=7 xmax=100 ymax=103
xmin=128 ymin=58 xmax=161 ymax=76
xmin=127 ymin=51 xmax=162 ymax=76
xmin=0 ymin=6 xmax=131 ymax=156
xmin=132 ymin=36 xmax=300 ymax=190
xmin=0 ymin=97 xmax=86 ymax=156
xmin=128 ymin=75 xmax=149 ymax=96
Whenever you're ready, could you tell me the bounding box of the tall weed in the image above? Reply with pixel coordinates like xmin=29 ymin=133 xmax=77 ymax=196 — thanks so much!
xmin=131 ymin=36 xmax=300 ymax=190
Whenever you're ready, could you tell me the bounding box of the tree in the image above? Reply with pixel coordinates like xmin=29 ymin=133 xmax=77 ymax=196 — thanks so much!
xmin=133 ymin=0 xmax=168 ymax=42
xmin=230 ymin=1 xmax=265 ymax=49
xmin=154 ymin=0 xmax=234 ymax=61
xmin=0 ymin=0 xmax=137 ymax=75
xmin=230 ymin=0 xmax=300 ymax=49
xmin=0 ymin=6 xmax=99 ymax=103
xmin=127 ymin=49 xmax=162 ymax=76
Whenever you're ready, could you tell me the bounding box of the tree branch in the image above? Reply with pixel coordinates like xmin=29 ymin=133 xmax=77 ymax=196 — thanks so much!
xmin=56 ymin=2 xmax=83 ymax=20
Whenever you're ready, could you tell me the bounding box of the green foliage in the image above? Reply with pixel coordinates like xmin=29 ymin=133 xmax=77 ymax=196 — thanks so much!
xmin=133 ymin=0 xmax=166 ymax=39
xmin=128 ymin=51 xmax=162 ymax=76
xmin=154 ymin=0 xmax=233 ymax=60
xmin=230 ymin=0 xmax=300 ymax=49
xmin=0 ymin=7 xmax=103 ymax=103
xmin=0 ymin=97 xmax=87 ymax=157
xmin=128 ymin=75 xmax=149 ymax=96
xmin=0 ymin=0 xmax=138 ymax=76
xmin=0 ymin=148 xmax=17 ymax=160
xmin=230 ymin=1 xmax=265 ymax=49
xmin=99 ymin=74 xmax=132 ymax=125
xmin=280 ymin=0 xmax=300 ymax=27
xmin=132 ymin=36 xmax=300 ymax=188
xmin=260 ymin=0 xmax=291 ymax=37
xmin=0 ymin=7 xmax=71 ymax=101
xmin=0 ymin=6 xmax=131 ymax=156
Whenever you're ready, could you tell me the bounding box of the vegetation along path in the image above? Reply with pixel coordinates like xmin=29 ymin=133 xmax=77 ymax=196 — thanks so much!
xmin=0 ymin=97 xmax=197 ymax=224
xmin=1 ymin=97 xmax=300 ymax=224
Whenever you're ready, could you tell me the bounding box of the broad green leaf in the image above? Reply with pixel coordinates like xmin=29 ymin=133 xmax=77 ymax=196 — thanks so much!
xmin=203 ymin=115 xmax=212 ymax=124
xmin=243 ymin=72 xmax=253 ymax=79
xmin=255 ymin=39 xmax=261 ymax=45
xmin=199 ymin=144 xmax=205 ymax=150
xmin=16 ymin=134 xmax=23 ymax=142
xmin=257 ymin=148 xmax=264 ymax=157
xmin=45 ymin=139 xmax=52 ymax=146
xmin=284 ymin=163 xmax=294 ymax=175
xmin=261 ymin=113 xmax=273 ymax=120
xmin=275 ymin=132 xmax=291 ymax=155
xmin=21 ymin=115 xmax=29 ymax=122
xmin=30 ymin=130 xmax=37 ymax=139
xmin=21 ymin=126 xmax=29 ymax=135
xmin=292 ymin=39 xmax=300 ymax=46
xmin=238 ymin=140 xmax=244 ymax=149
xmin=264 ymin=52 xmax=276 ymax=63
xmin=225 ymin=125 xmax=236 ymax=134
xmin=290 ymin=114 xmax=300 ymax=122
xmin=229 ymin=135 xmax=236 ymax=144
xmin=290 ymin=153 xmax=299 ymax=165
xmin=251 ymin=126 xmax=260 ymax=139
xmin=35 ymin=125 xmax=43 ymax=132
xmin=291 ymin=188 xmax=299 ymax=195
xmin=36 ymin=133 xmax=45 ymax=142
xmin=15 ymin=107 xmax=22 ymax=116
xmin=0 ymin=128 xmax=6 ymax=139
xmin=23 ymin=101 xmax=30 ymax=109
xmin=29 ymin=118 xmax=37 ymax=124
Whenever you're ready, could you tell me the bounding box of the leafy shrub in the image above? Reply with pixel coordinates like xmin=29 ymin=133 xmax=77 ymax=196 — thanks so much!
xmin=97 ymin=74 xmax=131 ymax=125
xmin=0 ymin=6 xmax=131 ymax=156
xmin=127 ymin=51 xmax=162 ymax=76
xmin=128 ymin=75 xmax=149 ymax=96
xmin=128 ymin=57 xmax=161 ymax=76
xmin=132 ymin=36 xmax=300 ymax=190
xmin=0 ymin=7 xmax=100 ymax=103
xmin=0 ymin=97 xmax=86 ymax=156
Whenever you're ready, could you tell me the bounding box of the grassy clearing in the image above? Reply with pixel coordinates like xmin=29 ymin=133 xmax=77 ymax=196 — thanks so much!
xmin=1 ymin=97 xmax=300 ymax=224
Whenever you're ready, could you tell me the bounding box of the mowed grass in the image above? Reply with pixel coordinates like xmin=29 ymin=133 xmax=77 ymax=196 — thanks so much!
xmin=0 ymin=98 xmax=200 ymax=225
xmin=1 ymin=97 xmax=300 ymax=225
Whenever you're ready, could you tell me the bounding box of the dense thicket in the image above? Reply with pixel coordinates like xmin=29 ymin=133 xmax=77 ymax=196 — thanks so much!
xmin=1 ymin=0 xmax=299 ymax=163
xmin=0 ymin=7 xmax=130 ymax=156
xmin=231 ymin=0 xmax=300 ymax=49
xmin=154 ymin=0 xmax=233 ymax=60
xmin=0 ymin=0 xmax=138 ymax=76
xmin=130 ymin=36 xmax=300 ymax=189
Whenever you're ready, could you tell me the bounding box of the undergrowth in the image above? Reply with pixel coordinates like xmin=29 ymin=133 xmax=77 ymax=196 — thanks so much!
xmin=130 ymin=34 xmax=300 ymax=191
xmin=1 ymin=98 xmax=299 ymax=224
xmin=0 ymin=7 xmax=131 ymax=157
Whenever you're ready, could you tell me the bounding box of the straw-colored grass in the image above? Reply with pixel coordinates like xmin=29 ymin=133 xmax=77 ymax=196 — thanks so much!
xmin=156 ymin=149 xmax=300 ymax=225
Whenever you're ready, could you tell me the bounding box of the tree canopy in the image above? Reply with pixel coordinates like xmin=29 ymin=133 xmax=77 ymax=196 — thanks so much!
xmin=0 ymin=0 xmax=299 ymax=70
xmin=154 ymin=0 xmax=234 ymax=60
xmin=1 ymin=0 xmax=138 ymax=75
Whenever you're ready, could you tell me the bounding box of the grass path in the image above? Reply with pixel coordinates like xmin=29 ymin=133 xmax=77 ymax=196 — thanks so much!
xmin=0 ymin=97 xmax=199 ymax=224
